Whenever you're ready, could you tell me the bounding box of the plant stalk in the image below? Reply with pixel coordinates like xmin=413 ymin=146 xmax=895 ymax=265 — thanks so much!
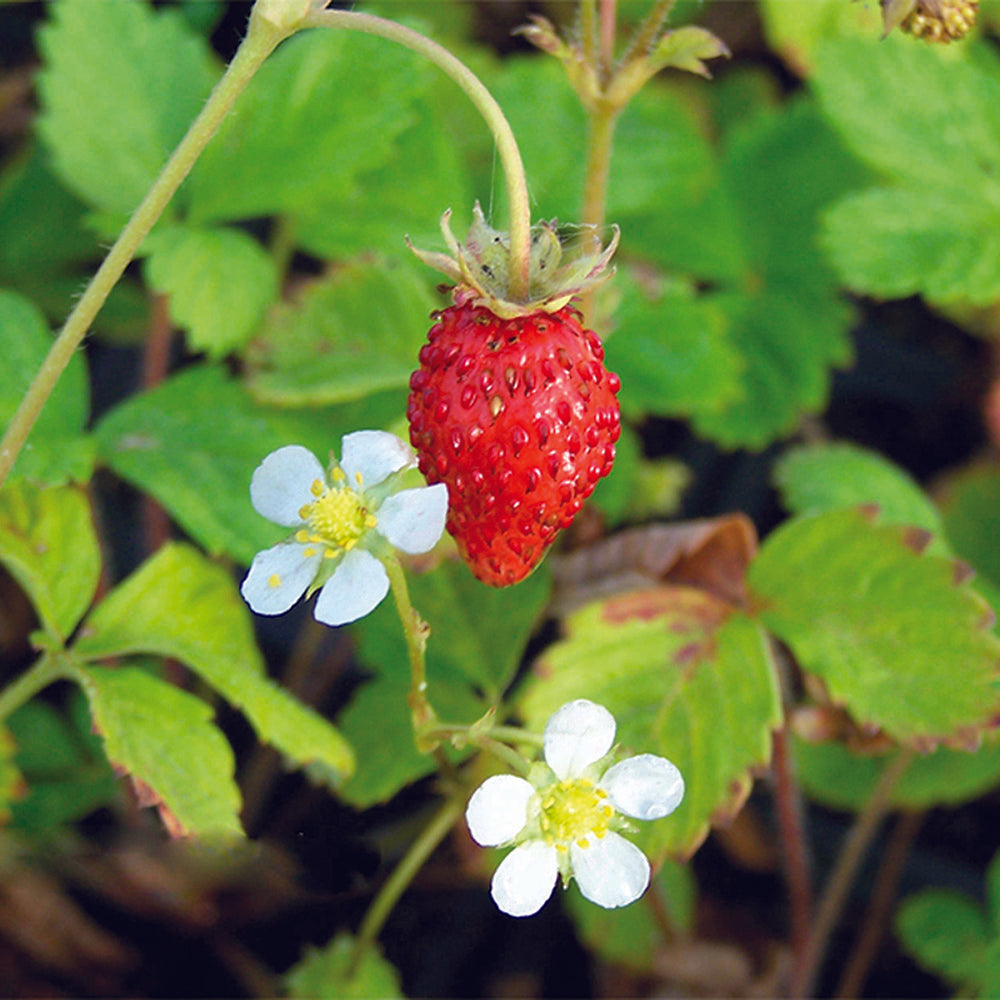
xmin=0 ymin=14 xmax=290 ymax=489
xmin=0 ymin=653 xmax=71 ymax=723
xmin=307 ymin=9 xmax=532 ymax=301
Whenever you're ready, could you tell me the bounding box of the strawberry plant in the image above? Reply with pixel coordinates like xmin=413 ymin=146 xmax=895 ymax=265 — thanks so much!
xmin=1 ymin=0 xmax=1000 ymax=996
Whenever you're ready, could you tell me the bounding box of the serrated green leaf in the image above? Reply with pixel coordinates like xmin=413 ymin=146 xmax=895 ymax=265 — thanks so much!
xmin=897 ymin=890 xmax=990 ymax=989
xmin=822 ymin=187 xmax=1000 ymax=307
xmin=186 ymin=29 xmax=428 ymax=223
xmin=775 ymin=442 xmax=944 ymax=543
xmin=0 ymin=481 xmax=99 ymax=640
xmin=339 ymin=561 xmax=551 ymax=807
xmin=519 ymin=590 xmax=781 ymax=860
xmin=36 ymin=0 xmax=217 ymax=215
xmin=285 ymin=933 xmax=403 ymax=999
xmin=244 ymin=259 xmax=437 ymax=406
xmin=750 ymin=509 xmax=1000 ymax=744
xmin=651 ymin=26 xmax=730 ymax=78
xmin=794 ymin=732 xmax=1000 ymax=812
xmin=940 ymin=465 xmax=1000 ymax=588
xmin=93 ymin=364 xmax=400 ymax=565
xmin=79 ymin=663 xmax=242 ymax=838
xmin=74 ymin=543 xmax=354 ymax=785
xmin=608 ymin=276 xmax=742 ymax=421
xmin=565 ymin=861 xmax=695 ymax=972
xmin=812 ymin=36 xmax=1000 ymax=194
xmin=0 ymin=290 xmax=94 ymax=484
xmin=142 ymin=226 xmax=278 ymax=357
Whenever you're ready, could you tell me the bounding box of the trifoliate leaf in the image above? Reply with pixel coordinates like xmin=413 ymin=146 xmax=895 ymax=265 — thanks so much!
xmin=0 ymin=290 xmax=94 ymax=484
xmin=0 ymin=481 xmax=99 ymax=641
xmin=775 ymin=442 xmax=944 ymax=540
xmin=74 ymin=543 xmax=354 ymax=785
xmin=79 ymin=663 xmax=242 ymax=839
xmin=93 ymin=364 xmax=401 ymax=565
xmin=244 ymin=259 xmax=437 ymax=406
xmin=36 ymin=0 xmax=217 ymax=215
xmin=608 ymin=274 xmax=742 ymax=422
xmin=285 ymin=933 xmax=403 ymax=1000
xmin=7 ymin=696 xmax=118 ymax=834
xmin=750 ymin=509 xmax=1000 ymax=745
xmin=520 ymin=589 xmax=782 ymax=860
xmin=142 ymin=226 xmax=278 ymax=358
xmin=186 ymin=29 xmax=428 ymax=223
xmin=565 ymin=861 xmax=695 ymax=973
xmin=940 ymin=465 xmax=1000 ymax=588
xmin=339 ymin=561 xmax=551 ymax=807
xmin=794 ymin=732 xmax=1000 ymax=812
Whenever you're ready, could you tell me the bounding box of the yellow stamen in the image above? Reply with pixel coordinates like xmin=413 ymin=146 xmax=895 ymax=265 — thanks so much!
xmin=303 ymin=547 xmax=316 ymax=558
xmin=539 ymin=778 xmax=615 ymax=848
xmin=268 ymin=574 xmax=282 ymax=588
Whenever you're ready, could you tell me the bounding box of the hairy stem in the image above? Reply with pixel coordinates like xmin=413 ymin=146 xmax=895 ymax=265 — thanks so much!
xmin=307 ymin=9 xmax=532 ymax=301
xmin=348 ymin=795 xmax=464 ymax=979
xmin=790 ymin=750 xmax=915 ymax=998
xmin=0 ymin=13 xmax=289 ymax=488
xmin=622 ymin=0 xmax=677 ymax=64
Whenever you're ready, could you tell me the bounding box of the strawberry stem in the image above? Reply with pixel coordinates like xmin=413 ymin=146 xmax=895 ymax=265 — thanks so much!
xmin=0 ymin=6 xmax=290 ymax=488
xmin=307 ymin=9 xmax=533 ymax=301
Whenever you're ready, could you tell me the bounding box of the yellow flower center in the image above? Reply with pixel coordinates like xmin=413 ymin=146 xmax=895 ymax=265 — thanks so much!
xmin=297 ymin=476 xmax=376 ymax=553
xmin=538 ymin=778 xmax=614 ymax=850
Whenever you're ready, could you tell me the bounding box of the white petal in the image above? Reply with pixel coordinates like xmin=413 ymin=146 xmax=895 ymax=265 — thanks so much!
xmin=250 ymin=445 xmax=325 ymax=526
xmin=241 ymin=541 xmax=319 ymax=615
xmin=490 ymin=842 xmax=559 ymax=918
xmin=376 ymin=484 xmax=448 ymax=554
xmin=340 ymin=430 xmax=415 ymax=489
xmin=313 ymin=547 xmax=389 ymax=626
xmin=466 ymin=775 xmax=535 ymax=846
xmin=544 ymin=699 xmax=616 ymax=780
xmin=571 ymin=832 xmax=650 ymax=909
xmin=600 ymin=754 xmax=685 ymax=821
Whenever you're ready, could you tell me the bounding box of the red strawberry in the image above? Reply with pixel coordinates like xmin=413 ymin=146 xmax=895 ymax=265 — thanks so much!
xmin=407 ymin=300 xmax=620 ymax=586
xmin=407 ymin=206 xmax=621 ymax=586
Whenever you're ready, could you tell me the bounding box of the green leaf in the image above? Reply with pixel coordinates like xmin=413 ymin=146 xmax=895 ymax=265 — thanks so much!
xmin=186 ymin=29 xmax=428 ymax=223
xmin=689 ymin=101 xmax=864 ymax=448
xmin=565 ymin=861 xmax=695 ymax=972
xmin=750 ymin=509 xmax=1000 ymax=744
xmin=794 ymin=732 xmax=1000 ymax=811
xmin=0 ymin=727 xmax=22 ymax=826
xmin=519 ymin=590 xmax=782 ymax=860
xmin=79 ymin=663 xmax=242 ymax=839
xmin=822 ymin=187 xmax=1000 ymax=307
xmin=812 ymin=36 xmax=1000 ymax=194
xmin=73 ymin=543 xmax=354 ymax=785
xmin=8 ymin=696 xmax=118 ymax=833
xmin=940 ymin=465 xmax=1000 ymax=589
xmin=0 ymin=290 xmax=94 ymax=484
xmin=142 ymin=226 xmax=279 ymax=358
xmin=285 ymin=933 xmax=403 ymax=1000
xmin=608 ymin=275 xmax=742 ymax=422
xmin=244 ymin=259 xmax=437 ymax=406
xmin=93 ymin=364 xmax=400 ymax=565
xmin=36 ymin=0 xmax=217 ymax=215
xmin=775 ymin=442 xmax=945 ymax=542
xmin=651 ymin=26 xmax=730 ymax=78
xmin=0 ymin=481 xmax=100 ymax=640
xmin=339 ymin=561 xmax=551 ymax=807
xmin=897 ymin=890 xmax=990 ymax=989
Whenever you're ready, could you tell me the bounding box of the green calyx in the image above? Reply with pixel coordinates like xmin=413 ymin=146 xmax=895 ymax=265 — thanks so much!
xmin=408 ymin=203 xmax=619 ymax=319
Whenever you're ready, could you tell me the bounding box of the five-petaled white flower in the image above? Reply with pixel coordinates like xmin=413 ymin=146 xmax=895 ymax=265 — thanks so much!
xmin=241 ymin=432 xmax=448 ymax=626
xmin=465 ymin=699 xmax=685 ymax=917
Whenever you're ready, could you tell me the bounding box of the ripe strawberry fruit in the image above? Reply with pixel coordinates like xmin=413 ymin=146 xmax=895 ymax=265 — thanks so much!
xmin=407 ymin=207 xmax=621 ymax=587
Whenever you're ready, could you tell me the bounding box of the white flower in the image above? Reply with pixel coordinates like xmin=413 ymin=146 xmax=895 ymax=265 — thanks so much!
xmin=241 ymin=432 xmax=448 ymax=626
xmin=466 ymin=699 xmax=685 ymax=918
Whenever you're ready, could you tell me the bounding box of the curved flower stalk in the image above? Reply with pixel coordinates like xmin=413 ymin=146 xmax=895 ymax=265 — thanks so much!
xmin=242 ymin=431 xmax=447 ymax=626
xmin=466 ymin=699 xmax=685 ymax=917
